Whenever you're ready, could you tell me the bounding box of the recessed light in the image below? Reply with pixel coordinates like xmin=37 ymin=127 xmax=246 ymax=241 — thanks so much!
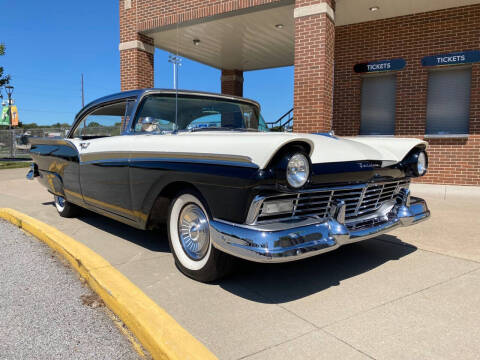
xmin=193 ymin=39 xmax=201 ymax=46
xmin=369 ymin=6 xmax=380 ymax=12
xmin=275 ymin=24 xmax=284 ymax=29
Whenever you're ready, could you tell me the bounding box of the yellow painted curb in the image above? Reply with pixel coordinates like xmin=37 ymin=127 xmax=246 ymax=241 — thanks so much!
xmin=0 ymin=208 xmax=217 ymax=360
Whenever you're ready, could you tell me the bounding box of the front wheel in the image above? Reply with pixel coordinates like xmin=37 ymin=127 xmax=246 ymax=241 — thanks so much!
xmin=54 ymin=195 xmax=81 ymax=218
xmin=167 ymin=191 xmax=234 ymax=282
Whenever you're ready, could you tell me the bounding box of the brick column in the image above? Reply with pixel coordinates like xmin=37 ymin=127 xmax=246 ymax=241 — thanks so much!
xmin=221 ymin=70 xmax=244 ymax=97
xmin=293 ymin=0 xmax=335 ymax=132
xmin=119 ymin=0 xmax=154 ymax=91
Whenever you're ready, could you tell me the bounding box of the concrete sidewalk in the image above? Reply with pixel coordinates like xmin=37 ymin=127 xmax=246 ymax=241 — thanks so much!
xmin=1 ymin=168 xmax=479 ymax=359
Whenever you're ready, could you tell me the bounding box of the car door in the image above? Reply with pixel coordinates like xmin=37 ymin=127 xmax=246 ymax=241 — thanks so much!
xmin=72 ymin=101 xmax=135 ymax=220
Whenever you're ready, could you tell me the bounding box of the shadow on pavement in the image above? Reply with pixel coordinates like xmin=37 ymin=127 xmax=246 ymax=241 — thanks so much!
xmin=75 ymin=211 xmax=170 ymax=254
xmin=219 ymin=235 xmax=417 ymax=303
xmin=44 ymin=202 xmax=416 ymax=303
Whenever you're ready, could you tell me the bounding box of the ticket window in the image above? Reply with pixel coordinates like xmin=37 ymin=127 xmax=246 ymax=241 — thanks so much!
xmin=426 ymin=66 xmax=471 ymax=135
xmin=360 ymin=73 xmax=397 ymax=135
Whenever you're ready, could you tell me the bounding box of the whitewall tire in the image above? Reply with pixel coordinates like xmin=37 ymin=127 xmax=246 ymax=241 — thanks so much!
xmin=167 ymin=191 xmax=234 ymax=282
xmin=54 ymin=195 xmax=80 ymax=218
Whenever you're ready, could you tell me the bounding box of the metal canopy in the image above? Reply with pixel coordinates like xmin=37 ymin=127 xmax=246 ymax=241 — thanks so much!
xmin=145 ymin=0 xmax=480 ymax=71
xmin=146 ymin=3 xmax=295 ymax=71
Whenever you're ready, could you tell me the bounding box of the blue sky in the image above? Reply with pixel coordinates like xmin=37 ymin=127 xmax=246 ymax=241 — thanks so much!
xmin=1 ymin=1 xmax=293 ymax=126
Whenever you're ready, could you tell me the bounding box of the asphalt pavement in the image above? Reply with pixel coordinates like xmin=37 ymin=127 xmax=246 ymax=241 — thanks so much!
xmin=0 ymin=219 xmax=142 ymax=360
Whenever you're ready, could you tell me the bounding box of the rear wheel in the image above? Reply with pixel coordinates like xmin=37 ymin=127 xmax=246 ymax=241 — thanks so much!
xmin=167 ymin=191 xmax=234 ymax=282
xmin=54 ymin=195 xmax=80 ymax=218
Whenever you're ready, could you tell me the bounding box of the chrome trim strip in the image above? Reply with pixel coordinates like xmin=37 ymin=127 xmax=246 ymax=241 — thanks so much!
xmin=245 ymin=195 xmax=266 ymax=224
xmin=354 ymin=186 xmax=367 ymax=216
xmin=81 ymin=157 xmax=259 ymax=168
xmin=80 ymin=151 xmax=253 ymax=163
xmin=79 ymin=151 xmax=257 ymax=168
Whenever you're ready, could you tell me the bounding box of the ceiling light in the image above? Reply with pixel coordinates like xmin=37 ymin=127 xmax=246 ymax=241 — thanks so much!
xmin=369 ymin=6 xmax=380 ymax=12
xmin=193 ymin=39 xmax=201 ymax=46
xmin=275 ymin=24 xmax=284 ymax=29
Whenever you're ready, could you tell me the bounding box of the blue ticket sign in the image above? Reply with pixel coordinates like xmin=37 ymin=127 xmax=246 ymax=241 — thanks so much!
xmin=354 ymin=58 xmax=406 ymax=73
xmin=421 ymin=50 xmax=480 ymax=67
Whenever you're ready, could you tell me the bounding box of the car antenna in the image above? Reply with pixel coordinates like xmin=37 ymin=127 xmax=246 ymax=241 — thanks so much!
xmin=171 ymin=0 xmax=181 ymax=134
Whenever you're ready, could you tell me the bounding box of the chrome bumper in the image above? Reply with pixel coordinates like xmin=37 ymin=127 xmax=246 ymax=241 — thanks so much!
xmin=210 ymin=194 xmax=430 ymax=263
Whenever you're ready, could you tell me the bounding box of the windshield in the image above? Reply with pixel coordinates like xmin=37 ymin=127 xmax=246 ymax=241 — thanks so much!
xmin=132 ymin=94 xmax=269 ymax=133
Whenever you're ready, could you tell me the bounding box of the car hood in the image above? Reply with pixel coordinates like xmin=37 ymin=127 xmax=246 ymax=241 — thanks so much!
xmin=127 ymin=132 xmax=427 ymax=169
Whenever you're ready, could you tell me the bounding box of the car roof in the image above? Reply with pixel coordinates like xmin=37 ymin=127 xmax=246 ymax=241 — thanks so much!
xmin=75 ymin=88 xmax=261 ymax=120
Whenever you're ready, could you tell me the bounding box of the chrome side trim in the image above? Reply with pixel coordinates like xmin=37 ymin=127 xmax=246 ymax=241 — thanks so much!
xmin=211 ymin=195 xmax=430 ymax=263
xmin=79 ymin=151 xmax=257 ymax=168
xmin=245 ymin=195 xmax=266 ymax=224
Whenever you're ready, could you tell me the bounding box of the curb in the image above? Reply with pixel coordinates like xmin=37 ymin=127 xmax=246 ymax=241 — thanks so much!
xmin=0 ymin=208 xmax=217 ymax=360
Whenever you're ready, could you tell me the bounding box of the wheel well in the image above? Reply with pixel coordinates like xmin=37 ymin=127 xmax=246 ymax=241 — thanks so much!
xmin=146 ymin=181 xmax=201 ymax=230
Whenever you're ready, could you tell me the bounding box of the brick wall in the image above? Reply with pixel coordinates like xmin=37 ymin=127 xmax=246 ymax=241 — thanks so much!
xmin=293 ymin=0 xmax=335 ymax=133
xmin=133 ymin=0 xmax=285 ymax=33
xmin=333 ymin=5 xmax=480 ymax=185
xmin=221 ymin=70 xmax=244 ymax=96
xmin=120 ymin=0 xmax=154 ymax=90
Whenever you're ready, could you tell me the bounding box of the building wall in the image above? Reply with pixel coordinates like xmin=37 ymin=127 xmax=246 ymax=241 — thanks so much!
xmin=120 ymin=1 xmax=480 ymax=185
xmin=333 ymin=5 xmax=480 ymax=185
xmin=133 ymin=0 xmax=286 ymax=33
xmin=119 ymin=0 xmax=285 ymax=91
xmin=293 ymin=0 xmax=335 ymax=133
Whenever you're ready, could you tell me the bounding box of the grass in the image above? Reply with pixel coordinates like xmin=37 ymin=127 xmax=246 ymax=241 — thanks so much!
xmin=0 ymin=161 xmax=31 ymax=170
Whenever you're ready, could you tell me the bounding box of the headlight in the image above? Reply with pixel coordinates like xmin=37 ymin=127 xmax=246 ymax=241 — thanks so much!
xmin=416 ymin=151 xmax=427 ymax=176
xmin=286 ymin=153 xmax=310 ymax=188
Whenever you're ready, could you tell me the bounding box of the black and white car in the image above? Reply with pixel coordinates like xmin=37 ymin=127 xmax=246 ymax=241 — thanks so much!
xmin=28 ymin=89 xmax=430 ymax=281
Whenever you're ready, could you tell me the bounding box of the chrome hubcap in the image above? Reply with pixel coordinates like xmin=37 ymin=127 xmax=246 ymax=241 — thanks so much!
xmin=55 ymin=195 xmax=65 ymax=211
xmin=178 ymin=203 xmax=210 ymax=260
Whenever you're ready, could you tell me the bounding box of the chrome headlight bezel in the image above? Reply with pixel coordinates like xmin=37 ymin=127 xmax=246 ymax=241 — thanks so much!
xmin=415 ymin=151 xmax=428 ymax=176
xmin=400 ymin=148 xmax=428 ymax=177
xmin=286 ymin=153 xmax=310 ymax=188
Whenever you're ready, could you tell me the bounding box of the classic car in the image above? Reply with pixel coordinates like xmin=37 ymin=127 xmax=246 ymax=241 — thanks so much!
xmin=28 ymin=89 xmax=430 ymax=282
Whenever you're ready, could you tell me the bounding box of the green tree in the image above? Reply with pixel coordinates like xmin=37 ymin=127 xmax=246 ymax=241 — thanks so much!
xmin=0 ymin=44 xmax=10 ymax=88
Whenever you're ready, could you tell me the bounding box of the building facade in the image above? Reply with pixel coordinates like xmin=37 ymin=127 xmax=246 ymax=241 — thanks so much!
xmin=119 ymin=0 xmax=480 ymax=185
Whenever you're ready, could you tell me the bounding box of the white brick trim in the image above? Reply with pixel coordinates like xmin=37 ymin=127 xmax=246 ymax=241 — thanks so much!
xmin=118 ymin=40 xmax=154 ymax=54
xmin=294 ymin=3 xmax=335 ymax=22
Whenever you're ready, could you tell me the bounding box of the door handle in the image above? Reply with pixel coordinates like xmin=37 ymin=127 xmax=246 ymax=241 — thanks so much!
xmin=80 ymin=141 xmax=90 ymax=150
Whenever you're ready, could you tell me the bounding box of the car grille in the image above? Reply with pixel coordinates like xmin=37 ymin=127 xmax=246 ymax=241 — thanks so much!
xmin=256 ymin=179 xmax=410 ymax=223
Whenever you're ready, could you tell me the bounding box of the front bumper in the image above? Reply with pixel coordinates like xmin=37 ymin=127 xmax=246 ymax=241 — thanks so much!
xmin=210 ymin=196 xmax=430 ymax=263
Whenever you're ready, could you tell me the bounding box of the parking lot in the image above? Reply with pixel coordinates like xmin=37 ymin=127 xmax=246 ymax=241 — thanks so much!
xmin=0 ymin=219 xmax=142 ymax=360
xmin=1 ymin=167 xmax=479 ymax=359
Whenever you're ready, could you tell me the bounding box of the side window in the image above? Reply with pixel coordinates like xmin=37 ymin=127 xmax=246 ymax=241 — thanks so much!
xmin=360 ymin=74 xmax=397 ymax=135
xmin=72 ymin=102 xmax=127 ymax=139
xmin=426 ymin=66 xmax=471 ymax=135
xmin=133 ymin=96 xmax=176 ymax=133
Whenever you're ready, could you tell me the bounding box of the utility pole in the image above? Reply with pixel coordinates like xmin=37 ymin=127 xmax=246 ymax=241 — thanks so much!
xmin=81 ymin=73 xmax=85 ymax=108
xmin=5 ymin=85 xmax=14 ymax=157
xmin=5 ymin=85 xmax=14 ymax=130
